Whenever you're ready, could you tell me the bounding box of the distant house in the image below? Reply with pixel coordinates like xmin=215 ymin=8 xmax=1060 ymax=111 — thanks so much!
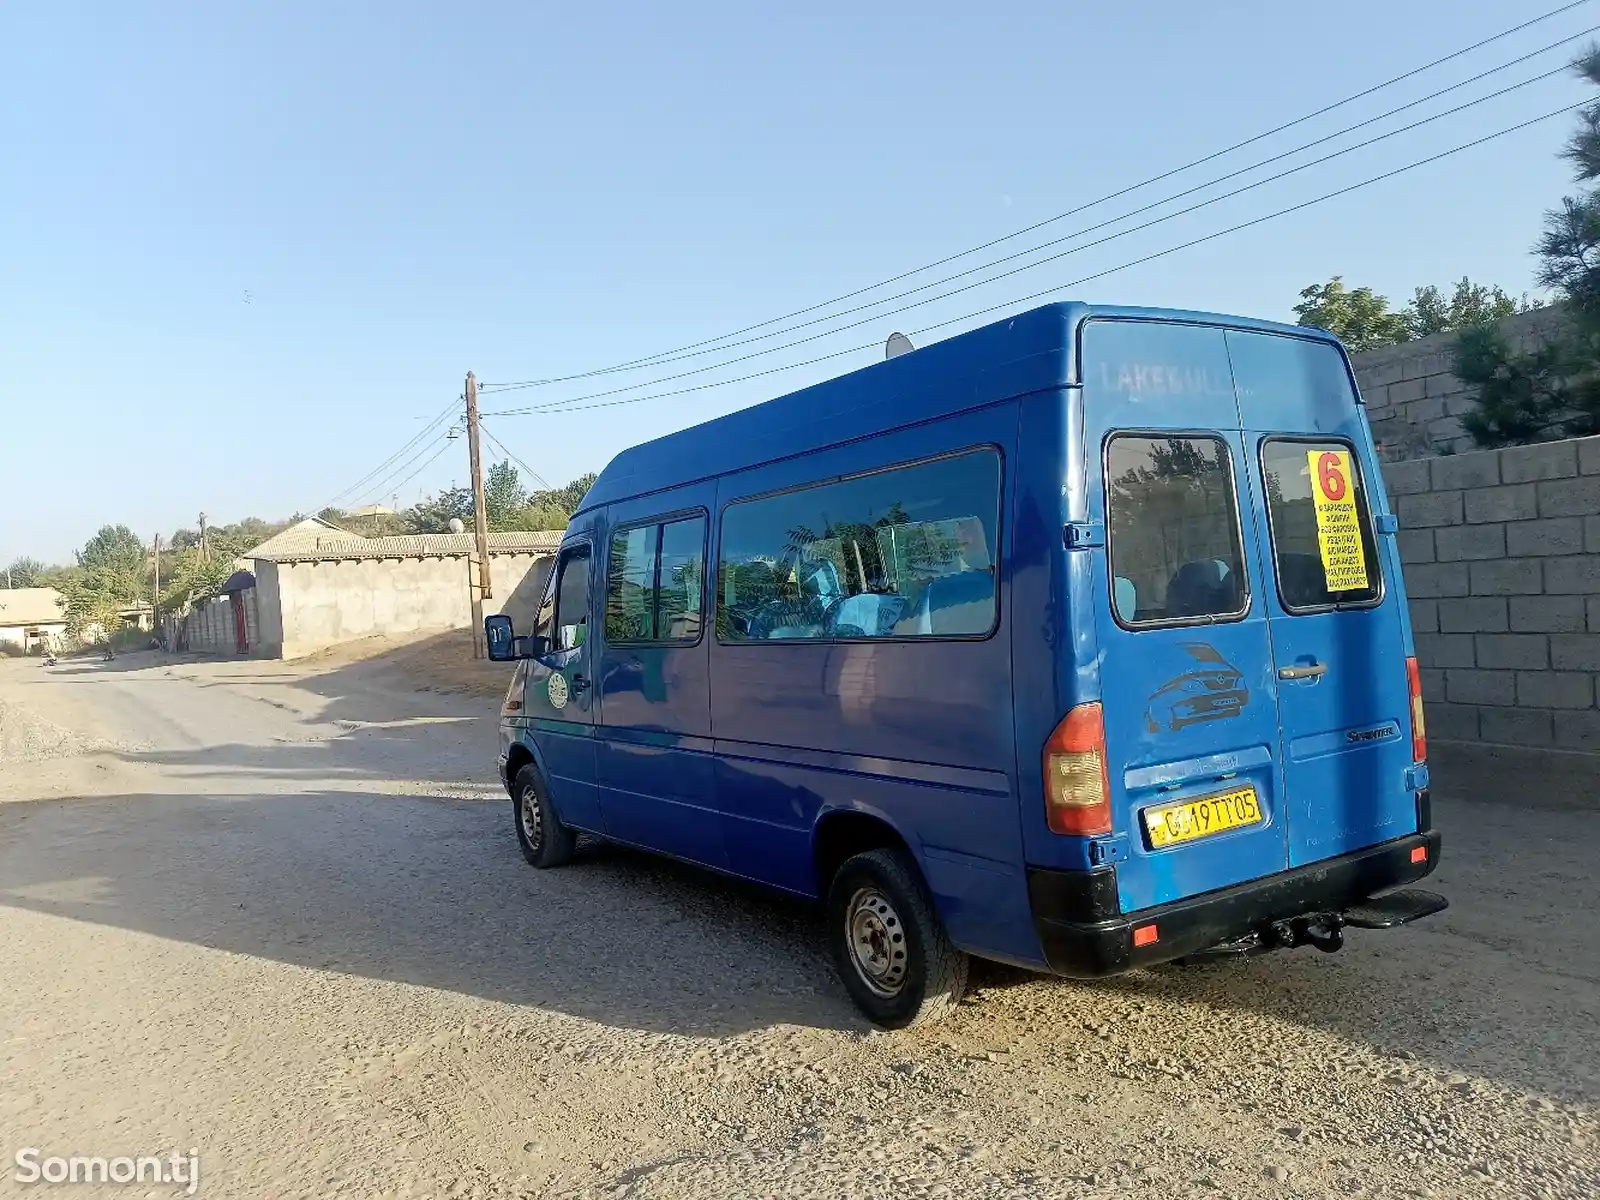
xmin=0 ymin=588 xmax=67 ymax=654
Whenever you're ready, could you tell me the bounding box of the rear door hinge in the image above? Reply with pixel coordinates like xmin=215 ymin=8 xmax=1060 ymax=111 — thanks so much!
xmin=1088 ymin=835 xmax=1128 ymax=866
xmin=1064 ymin=521 xmax=1105 ymax=549
xmin=1374 ymin=513 xmax=1399 ymax=535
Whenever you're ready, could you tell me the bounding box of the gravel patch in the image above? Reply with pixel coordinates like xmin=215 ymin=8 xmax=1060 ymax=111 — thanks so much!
xmin=0 ymin=698 xmax=144 ymax=763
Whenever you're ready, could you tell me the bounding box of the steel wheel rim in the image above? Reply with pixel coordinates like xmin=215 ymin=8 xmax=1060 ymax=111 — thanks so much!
xmin=845 ymin=887 xmax=909 ymax=997
xmin=519 ymin=786 xmax=542 ymax=850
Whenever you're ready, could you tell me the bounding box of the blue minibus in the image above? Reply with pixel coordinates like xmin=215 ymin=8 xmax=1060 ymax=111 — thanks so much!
xmin=485 ymin=301 xmax=1445 ymax=1028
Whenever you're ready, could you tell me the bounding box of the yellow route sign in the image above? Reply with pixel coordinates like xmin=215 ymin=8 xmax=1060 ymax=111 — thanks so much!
xmin=1307 ymin=449 xmax=1370 ymax=593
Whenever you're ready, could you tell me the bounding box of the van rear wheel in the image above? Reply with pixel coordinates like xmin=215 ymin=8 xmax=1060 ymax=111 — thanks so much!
xmin=512 ymin=765 xmax=576 ymax=868
xmin=827 ymin=848 xmax=968 ymax=1028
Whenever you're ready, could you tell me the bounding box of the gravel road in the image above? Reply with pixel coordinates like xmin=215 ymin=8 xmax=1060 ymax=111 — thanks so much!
xmin=0 ymin=652 xmax=1595 ymax=1199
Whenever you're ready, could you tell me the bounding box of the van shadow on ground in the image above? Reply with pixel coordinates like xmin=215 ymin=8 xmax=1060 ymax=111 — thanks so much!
xmin=2 ymin=643 xmax=1596 ymax=1104
xmin=0 ymin=772 xmax=1595 ymax=1106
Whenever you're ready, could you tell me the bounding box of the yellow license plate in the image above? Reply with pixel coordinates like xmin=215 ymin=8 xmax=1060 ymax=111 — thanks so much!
xmin=1143 ymin=786 xmax=1262 ymax=848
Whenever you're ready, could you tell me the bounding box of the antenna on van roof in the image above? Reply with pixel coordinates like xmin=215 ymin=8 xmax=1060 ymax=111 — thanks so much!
xmin=885 ymin=332 xmax=914 ymax=359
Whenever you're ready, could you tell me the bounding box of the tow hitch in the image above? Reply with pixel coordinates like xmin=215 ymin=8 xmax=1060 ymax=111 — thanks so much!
xmin=1176 ymin=889 xmax=1448 ymax=966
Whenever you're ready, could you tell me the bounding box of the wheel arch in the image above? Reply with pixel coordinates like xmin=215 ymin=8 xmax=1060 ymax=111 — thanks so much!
xmin=811 ymin=805 xmax=919 ymax=900
xmin=504 ymin=740 xmax=538 ymax=791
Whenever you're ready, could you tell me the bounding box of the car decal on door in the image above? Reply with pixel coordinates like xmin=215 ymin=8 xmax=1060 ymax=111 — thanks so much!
xmin=1144 ymin=642 xmax=1250 ymax=733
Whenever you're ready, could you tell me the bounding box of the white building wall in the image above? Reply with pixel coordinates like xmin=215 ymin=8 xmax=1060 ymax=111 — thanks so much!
xmin=263 ymin=552 xmax=551 ymax=659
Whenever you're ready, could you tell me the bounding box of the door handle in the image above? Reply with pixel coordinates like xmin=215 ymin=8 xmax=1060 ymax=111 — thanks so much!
xmin=570 ymin=673 xmax=592 ymax=694
xmin=1277 ymin=663 xmax=1327 ymax=680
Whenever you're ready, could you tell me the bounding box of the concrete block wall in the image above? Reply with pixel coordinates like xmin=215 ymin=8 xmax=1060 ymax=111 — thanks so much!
xmin=262 ymin=551 xmax=552 ymax=660
xmin=183 ymin=590 xmax=260 ymax=655
xmin=1384 ymin=435 xmax=1600 ymax=751
xmin=1350 ymin=308 xmax=1564 ymax=460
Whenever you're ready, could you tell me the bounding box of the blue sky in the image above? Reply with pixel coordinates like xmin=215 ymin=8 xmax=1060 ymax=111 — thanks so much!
xmin=1 ymin=1 xmax=1593 ymax=562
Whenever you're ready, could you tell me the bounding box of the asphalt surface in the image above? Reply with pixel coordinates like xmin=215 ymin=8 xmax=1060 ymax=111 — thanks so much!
xmin=0 ymin=651 xmax=1595 ymax=1199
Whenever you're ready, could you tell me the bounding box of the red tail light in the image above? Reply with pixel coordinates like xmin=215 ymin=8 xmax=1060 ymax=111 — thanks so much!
xmin=1405 ymin=656 xmax=1426 ymax=764
xmin=1043 ymin=703 xmax=1112 ymax=836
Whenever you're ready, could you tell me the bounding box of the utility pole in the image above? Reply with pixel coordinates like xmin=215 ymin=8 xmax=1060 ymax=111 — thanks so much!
xmin=152 ymin=534 xmax=161 ymax=644
xmin=198 ymin=512 xmax=210 ymax=564
xmin=465 ymin=372 xmax=492 ymax=659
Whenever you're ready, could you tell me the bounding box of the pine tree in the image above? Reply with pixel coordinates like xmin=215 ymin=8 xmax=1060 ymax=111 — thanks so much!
xmin=1456 ymin=46 xmax=1600 ymax=446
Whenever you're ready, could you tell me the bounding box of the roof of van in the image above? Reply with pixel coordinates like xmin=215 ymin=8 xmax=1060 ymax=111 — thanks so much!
xmin=575 ymin=301 xmax=1338 ymax=515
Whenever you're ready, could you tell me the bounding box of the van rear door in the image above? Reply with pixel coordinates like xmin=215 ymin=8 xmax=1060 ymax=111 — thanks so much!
xmin=1225 ymin=330 xmax=1419 ymax=865
xmin=1080 ymin=320 xmax=1290 ymax=913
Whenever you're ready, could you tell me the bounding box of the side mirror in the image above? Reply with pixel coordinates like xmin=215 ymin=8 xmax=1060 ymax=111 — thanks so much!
xmin=484 ymin=614 xmax=516 ymax=661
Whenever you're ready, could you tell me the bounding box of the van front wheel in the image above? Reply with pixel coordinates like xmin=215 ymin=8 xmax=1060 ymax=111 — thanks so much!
xmin=512 ymin=765 xmax=576 ymax=868
xmin=827 ymin=848 xmax=968 ymax=1028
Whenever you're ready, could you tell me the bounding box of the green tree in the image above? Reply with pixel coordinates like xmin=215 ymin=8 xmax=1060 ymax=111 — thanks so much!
xmin=158 ymin=545 xmax=237 ymax=615
xmin=1406 ymin=278 xmax=1528 ymax=338
xmin=1293 ymin=277 xmax=1412 ymax=351
xmin=404 ymin=487 xmax=474 ymax=533
xmin=484 ymin=461 xmax=530 ymax=531
xmin=4 ymin=557 xmax=44 ymax=588
xmin=534 ymin=472 xmax=597 ymax=516
xmin=517 ymin=471 xmax=596 ymax=532
xmin=1454 ymin=45 xmax=1600 ymax=447
xmin=59 ymin=525 xmax=147 ymax=644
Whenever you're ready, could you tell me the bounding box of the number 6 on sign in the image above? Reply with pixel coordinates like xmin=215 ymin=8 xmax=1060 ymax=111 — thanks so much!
xmin=1307 ymin=449 xmax=1370 ymax=594
xmin=1316 ymin=451 xmax=1347 ymax=501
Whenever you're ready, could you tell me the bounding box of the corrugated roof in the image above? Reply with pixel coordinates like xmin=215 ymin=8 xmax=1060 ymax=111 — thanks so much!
xmin=256 ymin=530 xmax=563 ymax=563
xmin=245 ymin=517 xmax=367 ymax=559
xmin=0 ymin=587 xmax=67 ymax=626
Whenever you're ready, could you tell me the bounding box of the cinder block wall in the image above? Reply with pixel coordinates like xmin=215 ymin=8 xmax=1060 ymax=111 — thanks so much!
xmin=1382 ymin=436 xmax=1600 ymax=751
xmin=266 ymin=551 xmax=553 ymax=660
xmin=183 ymin=591 xmax=260 ymax=655
xmin=1350 ymin=308 xmax=1564 ymax=460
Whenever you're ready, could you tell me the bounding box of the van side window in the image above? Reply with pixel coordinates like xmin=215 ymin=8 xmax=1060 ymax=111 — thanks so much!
xmin=605 ymin=526 xmax=657 ymax=640
xmin=552 ymin=546 xmax=591 ymax=651
xmin=658 ymin=518 xmax=706 ymax=640
xmin=717 ymin=449 xmax=1001 ymax=642
xmin=1105 ymin=434 xmax=1248 ymax=626
xmin=1260 ymin=439 xmax=1382 ymax=611
xmin=605 ymin=516 xmax=706 ymax=644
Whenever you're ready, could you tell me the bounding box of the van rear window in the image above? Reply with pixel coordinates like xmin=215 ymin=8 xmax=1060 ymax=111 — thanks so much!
xmin=1260 ymin=439 xmax=1382 ymax=611
xmin=1105 ymin=434 xmax=1249 ymax=627
xmin=717 ymin=449 xmax=1001 ymax=642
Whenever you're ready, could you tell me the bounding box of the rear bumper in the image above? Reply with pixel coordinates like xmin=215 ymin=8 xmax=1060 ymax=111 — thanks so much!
xmin=1030 ymin=829 xmax=1442 ymax=979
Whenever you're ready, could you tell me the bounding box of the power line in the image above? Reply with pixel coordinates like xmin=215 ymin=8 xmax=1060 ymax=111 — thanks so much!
xmin=480 ymin=0 xmax=1595 ymax=392
xmin=479 ymin=421 xmax=552 ymax=490
xmin=488 ymin=85 xmax=1580 ymax=419
xmin=483 ymin=38 xmax=1586 ymax=398
xmin=326 ymin=402 xmax=455 ymax=506
xmin=486 ymin=99 xmax=1584 ymax=420
xmin=322 ymin=397 xmax=459 ymax=509
xmin=382 ymin=439 xmax=454 ymax=502
xmin=359 ymin=432 xmax=456 ymax=507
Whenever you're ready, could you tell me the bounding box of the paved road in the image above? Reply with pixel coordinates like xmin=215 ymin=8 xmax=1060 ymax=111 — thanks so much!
xmin=0 ymin=653 xmax=1595 ymax=1199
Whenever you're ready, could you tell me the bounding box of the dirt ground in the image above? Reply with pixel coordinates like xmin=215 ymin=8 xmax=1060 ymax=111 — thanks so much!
xmin=0 ymin=649 xmax=1595 ymax=1199
xmin=263 ymin=629 xmax=520 ymax=700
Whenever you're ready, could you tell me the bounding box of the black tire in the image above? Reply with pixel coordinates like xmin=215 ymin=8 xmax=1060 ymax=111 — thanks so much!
xmin=512 ymin=765 xmax=576 ymax=869
xmin=826 ymin=847 xmax=969 ymax=1029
